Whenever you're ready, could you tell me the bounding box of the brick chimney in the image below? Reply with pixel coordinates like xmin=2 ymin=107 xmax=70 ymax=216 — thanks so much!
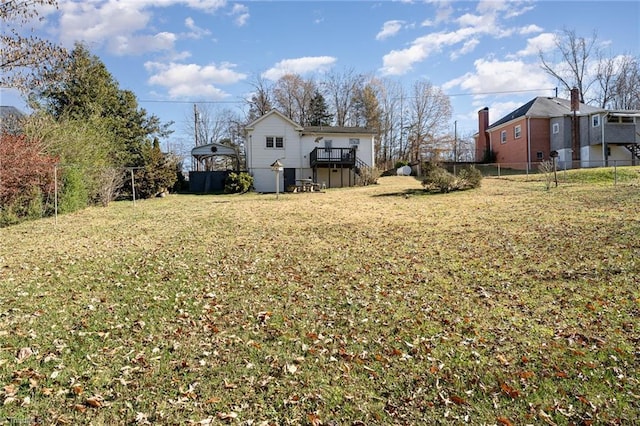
xmin=477 ymin=107 xmax=489 ymax=162
xmin=570 ymin=87 xmax=580 ymax=112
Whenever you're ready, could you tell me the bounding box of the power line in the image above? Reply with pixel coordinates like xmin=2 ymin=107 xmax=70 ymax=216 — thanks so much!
xmin=139 ymin=87 xmax=558 ymax=104
xmin=139 ymin=99 xmax=243 ymax=104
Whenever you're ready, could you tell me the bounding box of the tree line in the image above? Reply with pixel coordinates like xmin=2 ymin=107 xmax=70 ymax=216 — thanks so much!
xmin=1 ymin=1 xmax=180 ymax=225
xmin=2 ymin=1 xmax=639 ymax=225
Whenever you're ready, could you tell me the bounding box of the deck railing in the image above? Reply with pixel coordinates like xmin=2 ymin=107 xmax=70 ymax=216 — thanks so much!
xmin=310 ymin=147 xmax=356 ymax=167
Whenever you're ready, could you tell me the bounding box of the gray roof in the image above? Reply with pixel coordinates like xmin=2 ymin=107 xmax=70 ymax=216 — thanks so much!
xmin=488 ymin=97 xmax=602 ymax=129
xmin=302 ymin=126 xmax=376 ymax=135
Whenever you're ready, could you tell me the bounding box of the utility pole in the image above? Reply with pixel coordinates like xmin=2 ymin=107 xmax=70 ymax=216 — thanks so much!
xmin=454 ymin=120 xmax=458 ymax=163
xmin=193 ymin=104 xmax=199 ymax=171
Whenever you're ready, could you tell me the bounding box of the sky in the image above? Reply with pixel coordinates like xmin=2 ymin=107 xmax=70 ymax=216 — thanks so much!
xmin=2 ymin=0 xmax=639 ymax=157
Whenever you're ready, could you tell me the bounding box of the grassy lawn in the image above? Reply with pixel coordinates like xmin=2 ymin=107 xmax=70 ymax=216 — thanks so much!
xmin=1 ymin=171 xmax=639 ymax=425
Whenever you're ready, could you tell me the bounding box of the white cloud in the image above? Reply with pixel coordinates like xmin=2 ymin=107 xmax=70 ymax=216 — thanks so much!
xmin=380 ymin=1 xmax=537 ymax=75
xmin=519 ymin=24 xmax=542 ymax=35
xmin=231 ymin=4 xmax=249 ymax=27
xmin=56 ymin=0 xmax=228 ymax=54
xmin=514 ymin=32 xmax=556 ymax=57
xmin=58 ymin=0 xmax=153 ymax=48
xmin=261 ymin=56 xmax=337 ymax=80
xmin=376 ymin=20 xmax=405 ymax=41
xmin=184 ymin=17 xmax=212 ymax=39
xmin=450 ymin=38 xmax=480 ymax=60
xmin=110 ymin=32 xmax=177 ymax=55
xmin=443 ymin=58 xmax=553 ymax=96
xmin=145 ymin=61 xmax=247 ymax=98
xmin=380 ymin=27 xmax=476 ymax=75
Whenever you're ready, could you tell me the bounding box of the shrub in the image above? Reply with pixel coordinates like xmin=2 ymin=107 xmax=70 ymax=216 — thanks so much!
xmin=394 ymin=160 xmax=409 ymax=169
xmin=133 ymin=140 xmax=179 ymax=199
xmin=358 ymin=166 xmax=380 ymax=186
xmin=422 ymin=163 xmax=482 ymax=193
xmin=538 ymin=160 xmax=555 ymax=190
xmin=422 ymin=165 xmax=455 ymax=193
xmin=224 ymin=172 xmax=254 ymax=193
xmin=96 ymin=167 xmax=125 ymax=207
xmin=59 ymin=167 xmax=89 ymax=213
xmin=457 ymin=166 xmax=483 ymax=189
xmin=0 ymin=133 xmax=56 ymax=211
xmin=0 ymin=186 xmax=45 ymax=227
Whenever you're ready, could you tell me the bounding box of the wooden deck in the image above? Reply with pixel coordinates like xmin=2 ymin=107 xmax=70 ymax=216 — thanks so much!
xmin=309 ymin=147 xmax=356 ymax=168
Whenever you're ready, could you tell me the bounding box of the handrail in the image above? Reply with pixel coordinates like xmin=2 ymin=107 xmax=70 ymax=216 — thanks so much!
xmin=310 ymin=147 xmax=356 ymax=166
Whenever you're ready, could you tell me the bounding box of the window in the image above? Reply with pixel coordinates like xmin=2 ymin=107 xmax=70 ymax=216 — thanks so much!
xmin=500 ymin=130 xmax=507 ymax=144
xmin=552 ymin=123 xmax=559 ymax=134
xmin=324 ymin=139 xmax=333 ymax=152
xmin=514 ymin=125 xmax=521 ymax=139
xmin=349 ymin=138 xmax=360 ymax=146
xmin=592 ymin=114 xmax=600 ymax=127
xmin=607 ymin=115 xmax=634 ymax=124
xmin=266 ymin=136 xmax=284 ymax=149
xmin=536 ymin=151 xmax=543 ymax=160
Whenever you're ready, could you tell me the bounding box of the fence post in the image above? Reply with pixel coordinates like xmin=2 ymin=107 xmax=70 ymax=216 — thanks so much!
xmin=497 ymin=163 xmax=501 ymax=177
xmin=130 ymin=168 xmax=136 ymax=206
xmin=614 ymin=160 xmax=617 ymax=186
xmin=54 ymin=164 xmax=58 ymax=225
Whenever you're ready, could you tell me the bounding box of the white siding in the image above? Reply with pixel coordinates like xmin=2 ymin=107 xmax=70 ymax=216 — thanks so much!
xmin=246 ymin=112 xmax=375 ymax=192
xmin=246 ymin=114 xmax=303 ymax=171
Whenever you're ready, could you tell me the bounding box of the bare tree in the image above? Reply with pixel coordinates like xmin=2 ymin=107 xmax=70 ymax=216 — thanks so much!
xmin=1 ymin=0 xmax=69 ymax=92
xmin=406 ymin=80 xmax=452 ymax=163
xmin=376 ymin=78 xmax=406 ymax=167
xmin=539 ymin=29 xmax=598 ymax=103
xmin=272 ymin=74 xmax=316 ymax=124
xmin=322 ymin=68 xmax=365 ymax=126
xmin=597 ymin=54 xmax=640 ymax=110
xmin=245 ymin=74 xmax=273 ymax=121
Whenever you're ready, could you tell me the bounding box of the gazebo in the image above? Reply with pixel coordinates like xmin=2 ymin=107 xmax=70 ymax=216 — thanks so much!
xmin=189 ymin=142 xmax=242 ymax=193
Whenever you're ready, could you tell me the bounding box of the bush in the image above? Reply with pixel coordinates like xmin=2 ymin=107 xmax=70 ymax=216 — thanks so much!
xmin=422 ymin=165 xmax=455 ymax=193
xmin=59 ymin=167 xmax=88 ymax=213
xmin=422 ymin=163 xmax=482 ymax=193
xmin=224 ymin=172 xmax=253 ymax=193
xmin=358 ymin=166 xmax=380 ymax=186
xmin=394 ymin=160 xmax=409 ymax=169
xmin=457 ymin=166 xmax=483 ymax=189
xmin=0 ymin=186 xmax=45 ymax=227
xmin=538 ymin=160 xmax=555 ymax=190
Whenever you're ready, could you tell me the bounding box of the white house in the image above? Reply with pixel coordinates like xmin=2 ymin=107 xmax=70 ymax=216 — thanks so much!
xmin=245 ymin=110 xmax=376 ymax=193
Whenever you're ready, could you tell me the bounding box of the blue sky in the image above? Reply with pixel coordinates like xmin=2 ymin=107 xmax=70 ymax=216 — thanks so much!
xmin=3 ymin=0 xmax=639 ymax=155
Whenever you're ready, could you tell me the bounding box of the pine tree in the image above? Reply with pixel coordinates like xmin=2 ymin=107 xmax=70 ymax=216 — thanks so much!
xmin=308 ymin=90 xmax=333 ymax=126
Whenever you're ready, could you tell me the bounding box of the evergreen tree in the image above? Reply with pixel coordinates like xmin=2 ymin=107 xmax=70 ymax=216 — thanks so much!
xmin=33 ymin=43 xmax=173 ymax=168
xmin=30 ymin=43 xmax=175 ymax=203
xmin=134 ymin=138 xmax=178 ymax=198
xmin=308 ymin=89 xmax=333 ymax=126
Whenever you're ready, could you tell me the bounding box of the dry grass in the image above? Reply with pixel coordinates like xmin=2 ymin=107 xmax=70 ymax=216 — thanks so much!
xmin=1 ymin=173 xmax=639 ymax=425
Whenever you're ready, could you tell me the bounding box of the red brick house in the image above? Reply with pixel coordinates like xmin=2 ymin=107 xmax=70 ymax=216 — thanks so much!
xmin=476 ymin=94 xmax=640 ymax=169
